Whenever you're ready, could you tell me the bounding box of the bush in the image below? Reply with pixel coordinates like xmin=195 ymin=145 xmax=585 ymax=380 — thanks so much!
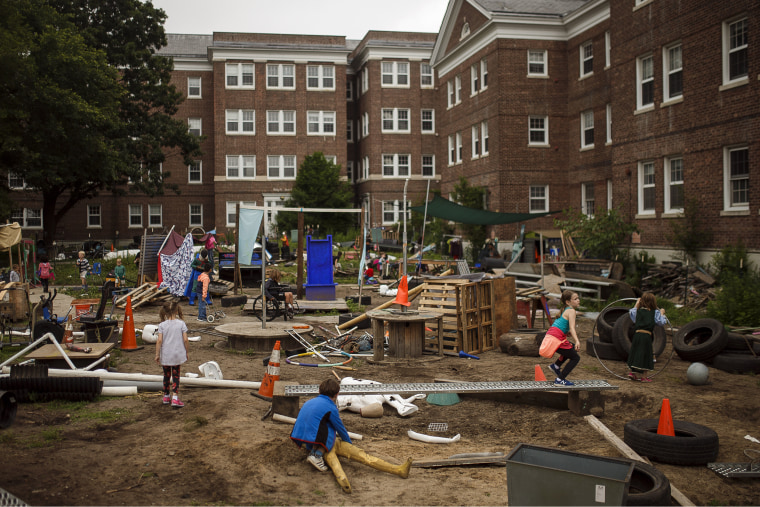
xmin=706 ymin=269 xmax=760 ymax=327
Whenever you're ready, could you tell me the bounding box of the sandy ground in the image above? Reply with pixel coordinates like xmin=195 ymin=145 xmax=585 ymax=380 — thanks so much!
xmin=1 ymin=283 xmax=759 ymax=506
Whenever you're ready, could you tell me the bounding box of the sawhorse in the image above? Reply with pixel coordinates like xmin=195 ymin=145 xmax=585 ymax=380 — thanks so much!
xmin=515 ymin=295 xmax=554 ymax=328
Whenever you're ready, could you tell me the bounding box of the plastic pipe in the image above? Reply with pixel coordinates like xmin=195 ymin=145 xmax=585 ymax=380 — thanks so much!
xmin=101 ymin=386 xmax=138 ymax=397
xmin=407 ymin=429 xmax=461 ymax=444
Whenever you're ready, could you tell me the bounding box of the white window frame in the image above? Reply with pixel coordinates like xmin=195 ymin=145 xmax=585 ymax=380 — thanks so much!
xmin=346 ymin=161 xmax=354 ymax=182
xmin=362 ymin=112 xmax=369 ymax=137
xmin=455 ymin=75 xmax=462 ymax=104
xmin=266 ymin=110 xmax=296 ymax=135
xmin=581 ymin=110 xmax=594 ymax=149
xmin=722 ymin=17 xmax=749 ymax=86
xmin=422 ymin=155 xmax=435 ymax=177
xmin=421 ymin=109 xmax=435 ymax=133
xmin=607 ymin=179 xmax=613 ymax=210
xmin=189 ymin=204 xmax=203 ymax=227
xmin=723 ymin=146 xmax=749 ymax=211
xmin=528 ymin=50 xmax=547 ymax=76
xmin=580 ymin=40 xmax=593 ymax=77
xmin=582 ymin=183 xmax=595 ymax=217
xmin=362 ymin=156 xmax=369 ymax=180
xmin=381 ymin=108 xmax=410 ymax=133
xmin=226 ymin=63 xmax=254 ymax=89
xmin=663 ymin=43 xmax=683 ymax=102
xmin=87 ymin=205 xmax=101 ymax=228
xmin=381 ymin=61 xmax=409 ymax=87
xmin=480 ymin=58 xmax=488 ymax=89
xmin=470 ymin=64 xmax=480 ymax=95
xmin=188 ymin=160 xmax=202 ymax=184
xmin=529 ymin=116 xmax=548 ymax=146
xmin=471 ymin=124 xmax=480 ymax=159
xmin=382 ymin=154 xmax=410 ymax=178
xmin=481 ymin=121 xmax=489 ymax=156
xmin=188 ymin=76 xmax=201 ymax=98
xmin=266 ymin=63 xmax=295 ymax=90
xmin=664 ymin=156 xmax=684 ymax=214
xmin=8 ymin=172 xmax=25 ymax=189
xmin=347 ymin=120 xmax=353 ymax=142
xmin=382 ymin=200 xmax=411 ymax=225
xmin=420 ymin=63 xmax=433 ymax=88
xmin=361 ymin=67 xmax=368 ymax=93
xmin=448 ymin=135 xmax=456 ymax=165
xmin=226 ymin=109 xmax=255 ymax=135
xmin=637 ymin=54 xmax=654 ymax=110
xmin=307 ymin=111 xmax=336 ymax=136
xmin=447 ymin=80 xmax=454 ymax=108
xmin=148 ymin=204 xmax=162 ymax=227
xmin=188 ymin=118 xmax=201 ymax=136
xmin=606 ymin=104 xmax=612 ymax=144
xmin=226 ymin=201 xmax=256 ymax=227
xmin=456 ymin=132 xmax=462 ymax=163
xmin=306 ymin=65 xmax=335 ymax=90
xmin=529 ymin=185 xmax=549 ymax=213
xmin=605 ymin=31 xmax=611 ymax=68
xmin=637 ymin=160 xmax=656 ymax=216
xmin=128 ymin=204 xmax=143 ymax=228
xmin=267 ymin=155 xmax=297 ymax=180
xmin=226 ymin=155 xmax=256 ymax=179
xmin=346 ymin=80 xmax=353 ymax=101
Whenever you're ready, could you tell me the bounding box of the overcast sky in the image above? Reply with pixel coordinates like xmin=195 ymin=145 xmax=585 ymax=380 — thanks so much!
xmin=151 ymin=0 xmax=449 ymax=40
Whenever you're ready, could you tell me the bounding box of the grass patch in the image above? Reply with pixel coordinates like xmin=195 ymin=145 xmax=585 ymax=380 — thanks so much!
xmin=45 ymin=399 xmax=131 ymax=424
xmin=184 ymin=416 xmax=208 ymax=432
xmin=0 ymin=432 xmax=16 ymax=444
xmin=27 ymin=427 xmax=64 ymax=447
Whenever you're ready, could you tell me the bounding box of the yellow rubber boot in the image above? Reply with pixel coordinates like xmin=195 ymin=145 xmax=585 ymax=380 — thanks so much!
xmin=335 ymin=439 xmax=413 ymax=478
xmin=324 ymin=446 xmax=352 ymax=493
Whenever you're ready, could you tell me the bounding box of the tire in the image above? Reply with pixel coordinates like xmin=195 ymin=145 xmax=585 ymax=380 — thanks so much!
xmin=724 ymin=332 xmax=760 ymax=354
xmin=596 ymin=306 xmax=630 ymax=344
xmin=625 ymin=461 xmax=671 ymax=506
xmin=585 ymin=336 xmax=627 ymax=361
xmin=206 ymin=315 xmax=215 ymax=323
xmin=623 ymin=418 xmax=719 ymax=466
xmin=221 ymin=294 xmax=247 ymax=308
xmin=611 ymin=317 xmax=667 ymax=358
xmin=32 ymin=321 xmax=64 ymax=343
xmin=252 ymin=297 xmax=278 ymax=322
xmin=673 ymin=318 xmax=728 ymax=362
xmin=710 ymin=353 xmax=760 ymax=374
xmin=338 ymin=312 xmax=370 ymax=329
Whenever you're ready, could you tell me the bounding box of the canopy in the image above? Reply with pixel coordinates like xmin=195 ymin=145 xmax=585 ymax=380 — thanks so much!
xmin=410 ymin=195 xmax=559 ymax=225
xmin=0 ymin=223 xmax=22 ymax=250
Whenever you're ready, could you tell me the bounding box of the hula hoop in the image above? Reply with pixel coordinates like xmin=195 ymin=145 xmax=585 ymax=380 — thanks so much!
xmin=591 ymin=298 xmax=675 ymax=381
xmin=285 ymin=350 xmax=354 ymax=367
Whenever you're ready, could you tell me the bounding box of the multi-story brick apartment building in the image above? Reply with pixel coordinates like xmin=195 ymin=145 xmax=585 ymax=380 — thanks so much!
xmin=7 ymin=0 xmax=758 ymax=262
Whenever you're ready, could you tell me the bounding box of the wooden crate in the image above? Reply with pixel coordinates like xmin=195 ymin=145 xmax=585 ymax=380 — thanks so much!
xmin=418 ymin=279 xmax=468 ymax=355
xmin=0 ymin=282 xmax=30 ymax=321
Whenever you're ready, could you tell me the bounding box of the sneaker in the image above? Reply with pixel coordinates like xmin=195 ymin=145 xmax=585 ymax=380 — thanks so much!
xmin=549 ymin=363 xmax=561 ymax=377
xmin=171 ymin=397 xmax=185 ymax=408
xmin=197 ymin=318 xmax=206 ymax=322
xmin=553 ymin=378 xmax=575 ymax=387
xmin=162 ymin=395 xmax=171 ymax=405
xmin=307 ymin=454 xmax=328 ymax=472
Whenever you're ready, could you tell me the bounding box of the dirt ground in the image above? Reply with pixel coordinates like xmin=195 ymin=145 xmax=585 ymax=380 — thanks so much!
xmin=1 ymin=283 xmax=759 ymax=506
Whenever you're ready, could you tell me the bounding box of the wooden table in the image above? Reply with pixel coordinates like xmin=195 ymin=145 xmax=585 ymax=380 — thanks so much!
xmin=25 ymin=342 xmax=116 ymax=369
xmin=366 ymin=308 xmax=443 ymax=361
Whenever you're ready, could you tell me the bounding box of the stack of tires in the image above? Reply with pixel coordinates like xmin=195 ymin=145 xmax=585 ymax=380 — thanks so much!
xmin=587 ymin=306 xmax=666 ymax=362
xmin=674 ymin=318 xmax=760 ymax=374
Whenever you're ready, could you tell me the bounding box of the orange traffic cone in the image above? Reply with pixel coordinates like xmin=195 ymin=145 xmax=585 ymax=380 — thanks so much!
xmin=259 ymin=340 xmax=281 ymax=397
xmin=62 ymin=315 xmax=74 ymax=346
xmin=535 ymin=364 xmax=547 ymax=382
xmin=393 ymin=275 xmax=410 ymax=307
xmin=119 ymin=296 xmax=143 ymax=351
xmin=657 ymin=398 xmax=675 ymax=436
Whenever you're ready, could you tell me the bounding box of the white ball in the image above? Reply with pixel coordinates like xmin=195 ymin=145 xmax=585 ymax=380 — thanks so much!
xmin=687 ymin=362 xmax=710 ymax=385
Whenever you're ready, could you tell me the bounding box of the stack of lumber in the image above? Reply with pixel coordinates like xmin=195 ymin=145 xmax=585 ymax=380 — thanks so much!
xmin=559 ymin=231 xmax=580 ymax=259
xmin=114 ymin=283 xmax=172 ymax=309
xmin=641 ymin=263 xmax=716 ymax=308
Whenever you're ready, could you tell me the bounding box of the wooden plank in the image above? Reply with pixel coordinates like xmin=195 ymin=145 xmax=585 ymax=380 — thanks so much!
xmin=114 ymin=283 xmax=152 ymax=306
xmin=412 ymin=454 xmax=507 ymax=468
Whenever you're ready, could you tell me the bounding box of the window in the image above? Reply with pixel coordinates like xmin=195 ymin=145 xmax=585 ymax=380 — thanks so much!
xmin=149 ymin=204 xmax=162 ymax=227
xmin=307 ymin=111 xmax=335 ymax=135
xmin=346 ymin=80 xmax=353 ymax=100
xmin=529 ymin=116 xmax=548 ymax=145
xmin=421 ymin=63 xmax=433 ymax=87
xmin=481 ymin=121 xmax=489 ymax=156
xmin=306 ymin=65 xmax=335 ymax=90
xmin=188 ymin=161 xmax=202 ymax=183
xmin=381 ymin=61 xmax=409 ymax=87
xmin=606 ymin=104 xmax=612 ymax=144
xmin=267 ymin=64 xmax=295 ymax=89
xmin=582 ymin=183 xmax=595 ymax=217
xmin=421 ymin=109 xmax=435 ymax=133
xmin=455 ymin=75 xmax=462 ymax=104
xmin=448 ymin=135 xmax=456 ymax=165
xmin=8 ymin=172 xmax=25 ymax=189
xmin=226 ymin=201 xmax=256 ymax=227
xmin=382 ymin=200 xmax=411 ymax=225
xmin=723 ymin=17 xmax=748 ymax=84
xmin=529 ymin=185 xmax=548 ymax=213
xmin=266 ymin=110 xmax=295 ymax=135
xmin=129 ymin=204 xmax=142 ymax=227
xmin=637 ymin=55 xmax=654 ymax=109
xmin=580 ymin=41 xmax=593 ymax=77
xmin=362 ymin=112 xmax=369 ymax=137
xmin=528 ymin=50 xmax=547 ymax=76
xmin=638 ymin=161 xmax=656 ymax=215
xmin=724 ymin=146 xmax=749 ymax=210
xmin=481 ymin=58 xmax=488 ymax=88
xmin=581 ymin=110 xmax=594 ymax=149
xmin=422 ymin=155 xmax=435 ymax=177
xmin=361 ymin=67 xmax=368 ymax=93
xmin=226 ymin=109 xmax=255 ymax=134
xmin=226 ymin=155 xmax=256 ymax=179
xmin=18 ymin=208 xmax=42 ymax=228
xmin=607 ymin=179 xmax=613 ymax=210
xmin=268 ymin=155 xmax=296 ymax=179
xmin=381 ymin=108 xmax=410 ymax=133
xmin=447 ymin=80 xmax=454 ymax=108
xmin=346 ymin=161 xmax=354 ymax=182
xmin=382 ymin=154 xmax=410 ymax=177
xmin=188 ymin=118 xmax=201 ymax=136
xmin=226 ymin=63 xmax=254 ymax=88
xmin=663 ymin=43 xmax=683 ymax=101
xmin=605 ymin=31 xmax=611 ymax=68
xmin=347 ymin=120 xmax=353 ymax=142
xmin=189 ymin=204 xmax=203 ymax=226
xmin=471 ymin=64 xmax=480 ymax=95
xmin=471 ymin=124 xmax=480 ymax=158
xmin=664 ymin=156 xmax=684 ymax=213
xmin=362 ymin=156 xmax=369 ymax=180
xmin=188 ymin=77 xmax=201 ymax=97
xmin=87 ymin=205 xmax=101 ymax=228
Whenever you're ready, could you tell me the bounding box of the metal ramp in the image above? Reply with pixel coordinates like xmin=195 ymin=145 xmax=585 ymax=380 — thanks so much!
xmin=456 ymin=259 xmax=470 ymax=275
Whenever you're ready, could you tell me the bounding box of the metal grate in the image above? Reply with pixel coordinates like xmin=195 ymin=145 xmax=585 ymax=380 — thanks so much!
xmin=707 ymin=462 xmax=760 ymax=478
xmin=0 ymin=487 xmax=27 ymax=507
xmin=428 ymin=422 xmax=448 ymax=432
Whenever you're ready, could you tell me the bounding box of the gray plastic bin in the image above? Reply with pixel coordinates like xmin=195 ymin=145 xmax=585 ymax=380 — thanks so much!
xmin=506 ymin=443 xmax=634 ymax=506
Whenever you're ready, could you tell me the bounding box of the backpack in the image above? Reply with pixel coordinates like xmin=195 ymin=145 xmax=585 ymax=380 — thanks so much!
xmin=39 ymin=262 xmax=50 ymax=279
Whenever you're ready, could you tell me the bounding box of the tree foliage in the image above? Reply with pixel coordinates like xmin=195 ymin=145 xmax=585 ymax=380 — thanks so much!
xmin=554 ymin=207 xmax=639 ymax=260
xmin=667 ymin=197 xmax=713 ymax=264
xmin=452 ymin=177 xmax=487 ymax=264
xmin=275 ymin=152 xmax=355 ymax=237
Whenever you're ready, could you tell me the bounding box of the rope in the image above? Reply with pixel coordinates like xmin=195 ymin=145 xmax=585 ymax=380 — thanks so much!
xmin=285 ymin=350 xmax=354 ymax=368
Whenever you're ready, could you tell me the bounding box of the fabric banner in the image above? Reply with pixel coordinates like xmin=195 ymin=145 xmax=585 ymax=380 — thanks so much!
xmin=238 ymin=207 xmax=264 ymax=266
xmin=0 ymin=223 xmax=22 ymax=250
xmin=357 ymin=222 xmax=368 ymax=286
xmin=159 ymin=233 xmax=194 ymax=296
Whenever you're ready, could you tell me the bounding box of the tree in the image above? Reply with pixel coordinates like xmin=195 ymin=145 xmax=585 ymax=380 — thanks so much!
xmin=275 ymin=152 xmax=355 ymax=236
xmin=453 ymin=177 xmax=488 ymax=264
xmin=0 ymin=0 xmax=200 ymax=242
xmin=554 ymin=207 xmax=639 ymax=260
xmin=668 ymin=197 xmax=713 ymax=265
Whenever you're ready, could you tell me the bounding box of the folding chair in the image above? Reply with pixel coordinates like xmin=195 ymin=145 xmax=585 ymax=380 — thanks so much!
xmin=91 ymin=262 xmax=102 ymax=285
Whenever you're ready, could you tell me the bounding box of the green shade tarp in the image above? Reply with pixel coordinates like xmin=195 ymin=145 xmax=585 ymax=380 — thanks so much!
xmin=410 ymin=195 xmax=559 ymax=225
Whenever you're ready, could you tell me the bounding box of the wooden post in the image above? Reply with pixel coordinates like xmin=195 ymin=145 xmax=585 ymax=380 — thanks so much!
xmin=234 ymin=202 xmax=240 ymax=295
xmin=296 ymin=211 xmax=304 ymax=299
xmin=372 ymin=317 xmax=384 ymax=362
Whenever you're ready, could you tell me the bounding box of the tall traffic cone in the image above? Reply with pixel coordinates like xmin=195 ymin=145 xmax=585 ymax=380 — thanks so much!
xmin=119 ymin=296 xmax=143 ymax=351
xmin=259 ymin=340 xmax=281 ymax=397
xmin=62 ymin=315 xmax=74 ymax=346
xmin=657 ymin=398 xmax=675 ymax=436
xmin=535 ymin=364 xmax=547 ymax=382
xmin=393 ymin=275 xmax=410 ymax=307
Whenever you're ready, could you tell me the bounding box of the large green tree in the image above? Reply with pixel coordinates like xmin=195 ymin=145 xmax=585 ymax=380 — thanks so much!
xmin=276 ymin=152 xmax=355 ymax=236
xmin=0 ymin=0 xmax=200 ymax=242
xmin=453 ymin=177 xmax=488 ymax=264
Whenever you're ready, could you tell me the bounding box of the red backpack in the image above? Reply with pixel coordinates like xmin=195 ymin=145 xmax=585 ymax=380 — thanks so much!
xmin=39 ymin=262 xmax=51 ymax=279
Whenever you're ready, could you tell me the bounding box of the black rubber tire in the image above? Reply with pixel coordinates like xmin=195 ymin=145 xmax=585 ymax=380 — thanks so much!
xmin=252 ymin=297 xmax=278 ymax=322
xmin=596 ymin=306 xmax=630 ymax=343
xmin=32 ymin=320 xmax=64 ymax=343
xmin=625 ymin=461 xmax=671 ymax=506
xmin=585 ymin=336 xmax=626 ymax=361
xmin=623 ymin=418 xmax=719 ymax=466
xmin=724 ymin=332 xmax=760 ymax=354
xmin=338 ymin=312 xmax=370 ymax=329
xmin=221 ymin=294 xmax=247 ymax=308
xmin=611 ymin=317 xmax=667 ymax=358
xmin=710 ymin=353 xmax=760 ymax=374
xmin=673 ymin=318 xmax=728 ymax=362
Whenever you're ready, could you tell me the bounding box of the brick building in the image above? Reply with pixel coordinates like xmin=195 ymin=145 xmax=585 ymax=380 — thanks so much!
xmin=7 ymin=0 xmax=758 ymax=261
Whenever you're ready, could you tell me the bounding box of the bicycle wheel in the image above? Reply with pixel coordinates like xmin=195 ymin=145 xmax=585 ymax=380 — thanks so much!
xmin=252 ymin=297 xmax=278 ymax=322
xmin=207 ymin=315 xmax=215 ymax=323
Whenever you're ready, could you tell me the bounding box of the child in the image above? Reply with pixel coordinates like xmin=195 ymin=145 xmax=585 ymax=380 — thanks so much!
xmin=187 ymin=249 xmax=211 ymax=306
xmin=76 ymin=251 xmax=90 ymax=290
xmin=266 ymin=269 xmax=295 ymax=316
xmin=38 ymin=256 xmax=53 ymax=293
xmin=9 ymin=265 xmax=20 ymax=283
xmin=363 ymin=265 xmax=375 ymax=284
xmin=627 ymin=292 xmax=668 ymax=382
xmin=545 ymin=290 xmax=582 ymax=387
xmin=196 ymin=262 xmax=212 ymax=322
xmin=155 ymin=301 xmax=189 ymax=408
xmin=113 ymin=258 xmax=126 ymax=286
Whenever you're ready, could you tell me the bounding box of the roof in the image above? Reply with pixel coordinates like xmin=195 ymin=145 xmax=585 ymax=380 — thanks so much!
xmin=473 ymin=0 xmax=592 ymax=17
xmin=157 ymin=34 xmax=213 ymax=57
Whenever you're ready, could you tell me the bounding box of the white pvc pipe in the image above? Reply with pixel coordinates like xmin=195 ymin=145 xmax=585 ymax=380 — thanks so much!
xmin=0 ymin=333 xmax=76 ymax=370
xmin=407 ymin=430 xmax=461 ymax=444
xmin=101 ymin=386 xmax=138 ymax=396
xmin=103 ymin=380 xmax=163 ymax=391
xmin=272 ymin=413 xmax=363 ymax=441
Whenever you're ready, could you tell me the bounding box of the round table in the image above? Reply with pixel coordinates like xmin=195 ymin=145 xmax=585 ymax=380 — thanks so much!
xmin=215 ymin=322 xmax=312 ymax=352
xmin=366 ymin=308 xmax=443 ymax=361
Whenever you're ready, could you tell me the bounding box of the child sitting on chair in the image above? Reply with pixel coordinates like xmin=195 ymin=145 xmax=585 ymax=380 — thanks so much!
xmin=266 ymin=269 xmax=295 ymax=314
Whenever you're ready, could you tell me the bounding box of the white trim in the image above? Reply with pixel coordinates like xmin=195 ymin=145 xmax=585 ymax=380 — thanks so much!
xmin=723 ymin=145 xmax=750 ymax=212
xmin=188 ymin=203 xmax=203 ymax=227
xmin=663 ymin=155 xmax=684 ymax=214
xmin=637 ymin=160 xmax=656 ymax=216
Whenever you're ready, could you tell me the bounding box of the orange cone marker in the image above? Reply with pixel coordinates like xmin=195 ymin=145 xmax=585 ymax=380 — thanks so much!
xmin=259 ymin=340 xmax=281 ymax=397
xmin=535 ymin=365 xmax=547 ymax=382
xmin=657 ymin=398 xmax=675 ymax=436
xmin=393 ymin=275 xmax=410 ymax=307
xmin=119 ymin=296 xmax=143 ymax=351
